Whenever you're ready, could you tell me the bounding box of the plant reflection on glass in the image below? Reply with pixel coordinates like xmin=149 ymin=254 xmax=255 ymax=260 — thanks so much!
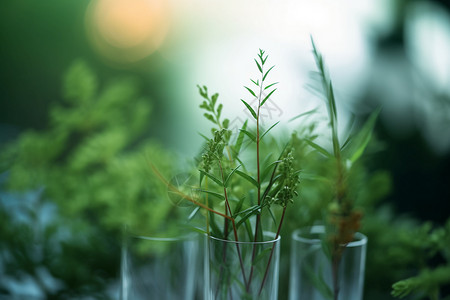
xmin=152 ymin=49 xmax=299 ymax=298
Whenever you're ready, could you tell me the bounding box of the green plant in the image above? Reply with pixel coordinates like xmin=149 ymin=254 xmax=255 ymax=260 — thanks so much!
xmin=153 ymin=49 xmax=299 ymax=298
xmin=391 ymin=219 xmax=450 ymax=300
xmin=287 ymin=37 xmax=381 ymax=300
xmin=0 ymin=59 xmax=182 ymax=297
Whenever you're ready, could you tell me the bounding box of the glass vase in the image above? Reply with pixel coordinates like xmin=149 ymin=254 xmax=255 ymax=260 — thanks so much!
xmin=204 ymin=232 xmax=280 ymax=300
xmin=288 ymin=225 xmax=367 ymax=300
xmin=120 ymin=234 xmax=199 ymax=300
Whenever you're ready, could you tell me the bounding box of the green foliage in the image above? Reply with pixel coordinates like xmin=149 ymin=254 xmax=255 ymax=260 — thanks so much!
xmin=1 ymin=59 xmax=180 ymax=236
xmin=391 ymin=220 xmax=450 ymax=299
xmin=193 ymin=49 xmax=296 ymax=242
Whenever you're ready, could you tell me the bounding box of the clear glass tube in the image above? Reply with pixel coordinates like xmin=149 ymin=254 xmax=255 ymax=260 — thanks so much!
xmin=204 ymin=232 xmax=280 ymax=300
xmin=120 ymin=234 xmax=199 ymax=300
xmin=289 ymin=225 xmax=367 ymax=300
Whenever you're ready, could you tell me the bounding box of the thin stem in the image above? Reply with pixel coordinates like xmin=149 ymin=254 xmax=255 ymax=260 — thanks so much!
xmin=246 ymin=61 xmax=265 ymax=293
xmin=332 ymin=252 xmax=341 ymax=300
xmin=258 ymin=206 xmax=286 ymax=296
xmin=150 ymin=163 xmax=234 ymax=222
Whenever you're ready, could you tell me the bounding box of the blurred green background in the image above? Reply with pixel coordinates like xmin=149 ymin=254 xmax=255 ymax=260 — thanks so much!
xmin=1 ymin=0 xmax=450 ymax=299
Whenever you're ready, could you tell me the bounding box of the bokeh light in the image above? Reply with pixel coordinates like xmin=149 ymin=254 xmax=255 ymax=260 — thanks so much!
xmin=85 ymin=0 xmax=171 ymax=64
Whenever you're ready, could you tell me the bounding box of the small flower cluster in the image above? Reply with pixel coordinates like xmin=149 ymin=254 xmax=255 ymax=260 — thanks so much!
xmin=201 ymin=128 xmax=229 ymax=173
xmin=271 ymin=150 xmax=299 ymax=208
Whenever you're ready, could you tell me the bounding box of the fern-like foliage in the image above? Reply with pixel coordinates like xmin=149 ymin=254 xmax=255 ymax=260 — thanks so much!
xmin=1 ymin=59 xmax=180 ymax=236
xmin=391 ymin=219 xmax=450 ymax=299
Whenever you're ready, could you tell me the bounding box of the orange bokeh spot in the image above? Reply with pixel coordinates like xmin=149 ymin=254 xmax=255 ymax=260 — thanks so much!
xmin=86 ymin=0 xmax=170 ymax=64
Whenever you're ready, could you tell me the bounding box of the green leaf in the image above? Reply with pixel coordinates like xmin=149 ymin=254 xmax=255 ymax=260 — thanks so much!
xmin=305 ymin=139 xmax=332 ymax=158
xmin=244 ymin=219 xmax=253 ymax=240
xmin=240 ymin=129 xmax=256 ymax=142
xmin=203 ymin=113 xmax=216 ymax=124
xmin=233 ymin=196 xmax=246 ymax=216
xmin=264 ymin=82 xmax=279 ymax=90
xmin=267 ymin=206 xmax=277 ymax=226
xmin=236 ymin=205 xmax=261 ymax=228
xmin=198 ymin=132 xmax=210 ymax=141
xmin=263 ymin=65 xmax=275 ymax=81
xmin=244 ymin=86 xmax=257 ymax=98
xmin=199 ymin=101 xmax=211 ymax=111
xmin=233 ymin=120 xmax=248 ymax=156
xmin=234 ymin=170 xmax=259 ymax=187
xmin=241 ymin=99 xmax=257 ymax=120
xmin=197 ymin=84 xmax=208 ymax=99
xmin=188 ymin=226 xmax=208 ymax=235
xmin=224 ymin=165 xmax=241 ymax=187
xmin=342 ymin=108 xmax=381 ymax=163
xmin=211 ymin=93 xmax=219 ymax=108
xmin=254 ymin=58 xmax=262 ymax=73
xmin=187 ymin=207 xmax=201 ymax=221
xmin=289 ymin=107 xmax=319 ymax=122
xmin=217 ymin=103 xmax=223 ymax=118
xmin=199 ymin=189 xmax=225 ymax=200
xmin=260 ymin=88 xmax=277 ymax=107
xmin=199 ymin=170 xmax=223 ymax=186
xmin=222 ymin=118 xmax=229 ymax=129
xmin=260 ymin=121 xmax=279 ymax=140
xmin=299 ymin=172 xmax=331 ymax=184
xmin=250 ymin=79 xmax=259 ymax=87
xmin=261 ymin=159 xmax=282 ymax=183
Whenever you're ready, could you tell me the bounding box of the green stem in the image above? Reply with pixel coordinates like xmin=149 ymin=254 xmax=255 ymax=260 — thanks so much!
xmin=258 ymin=206 xmax=286 ymax=296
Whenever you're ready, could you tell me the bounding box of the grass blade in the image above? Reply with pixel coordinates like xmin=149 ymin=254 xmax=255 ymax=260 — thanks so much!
xmin=199 ymin=170 xmax=223 ymax=186
xmin=235 ymin=170 xmax=259 ymax=187
xmin=260 ymin=121 xmax=280 ymax=140
xmin=305 ymin=139 xmax=332 ymax=158
xmin=241 ymin=99 xmax=257 ymax=119
xmin=260 ymin=88 xmax=277 ymax=107
xmin=244 ymin=86 xmax=257 ymax=98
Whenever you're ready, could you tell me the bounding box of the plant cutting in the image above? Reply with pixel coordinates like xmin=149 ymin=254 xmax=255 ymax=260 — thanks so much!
xmin=152 ymin=49 xmax=300 ymax=299
xmin=288 ymin=37 xmax=380 ymax=300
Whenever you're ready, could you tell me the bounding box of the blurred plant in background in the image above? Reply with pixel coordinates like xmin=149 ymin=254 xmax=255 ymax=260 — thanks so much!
xmin=0 ymin=59 xmax=181 ymax=298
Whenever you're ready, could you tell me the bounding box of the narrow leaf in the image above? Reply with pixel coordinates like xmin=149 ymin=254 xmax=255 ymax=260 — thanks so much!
xmin=187 ymin=206 xmax=201 ymax=221
xmin=234 ymin=170 xmax=259 ymax=187
xmin=342 ymin=108 xmax=381 ymax=163
xmin=211 ymin=93 xmax=219 ymax=108
xmin=233 ymin=120 xmax=248 ymax=155
xmin=305 ymin=139 xmax=332 ymax=158
xmin=244 ymin=86 xmax=257 ymax=98
xmin=263 ymin=65 xmax=275 ymax=81
xmin=289 ymin=107 xmax=319 ymax=122
xmin=198 ymin=189 xmax=225 ymax=200
xmin=240 ymin=129 xmax=256 ymax=142
xmin=264 ymin=82 xmax=279 ymax=90
xmin=267 ymin=206 xmax=277 ymax=226
xmin=199 ymin=170 xmax=223 ymax=186
xmin=217 ymin=103 xmax=223 ymax=118
xmin=261 ymin=159 xmax=282 ymax=182
xmin=225 ymin=165 xmax=241 ymax=187
xmin=244 ymin=219 xmax=253 ymax=240
xmin=241 ymin=99 xmax=257 ymax=120
xmin=250 ymin=79 xmax=259 ymax=87
xmin=203 ymin=113 xmax=216 ymax=124
xmin=260 ymin=121 xmax=280 ymax=140
xmin=254 ymin=58 xmax=262 ymax=73
xmin=233 ymin=196 xmax=246 ymax=216
xmin=236 ymin=205 xmax=261 ymax=228
xmin=260 ymin=88 xmax=277 ymax=107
